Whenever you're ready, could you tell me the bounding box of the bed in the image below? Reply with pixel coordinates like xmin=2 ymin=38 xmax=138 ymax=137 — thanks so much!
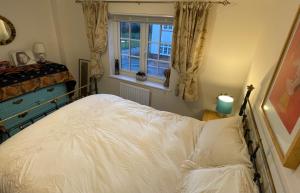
xmin=0 ymin=86 xmax=275 ymax=193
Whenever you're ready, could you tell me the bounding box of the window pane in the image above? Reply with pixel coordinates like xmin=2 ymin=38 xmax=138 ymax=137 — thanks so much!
xmin=148 ymin=43 xmax=159 ymax=60
xmin=130 ymin=57 xmax=140 ymax=72
xmin=158 ymin=68 xmax=166 ymax=77
xmin=147 ymin=59 xmax=157 ymax=67
xmin=130 ymin=40 xmax=140 ymax=56
xmin=148 ymin=24 xmax=160 ymax=42
xmin=159 ymin=43 xmax=171 ymax=61
xmin=147 ymin=60 xmax=158 ymax=76
xmin=158 ymin=61 xmax=169 ymax=69
xmin=121 ymin=55 xmax=129 ymax=70
xmin=120 ymin=39 xmax=129 ymax=55
xmin=130 ymin=23 xmax=140 ymax=40
xmin=147 ymin=66 xmax=158 ymax=76
xmin=120 ymin=22 xmax=129 ymax=38
xmin=161 ymin=28 xmax=173 ymax=43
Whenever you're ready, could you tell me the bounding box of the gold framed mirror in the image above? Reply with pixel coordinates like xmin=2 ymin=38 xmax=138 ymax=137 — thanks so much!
xmin=0 ymin=15 xmax=16 ymax=45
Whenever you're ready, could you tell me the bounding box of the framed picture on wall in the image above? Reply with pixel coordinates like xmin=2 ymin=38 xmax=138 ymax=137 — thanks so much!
xmin=262 ymin=8 xmax=300 ymax=169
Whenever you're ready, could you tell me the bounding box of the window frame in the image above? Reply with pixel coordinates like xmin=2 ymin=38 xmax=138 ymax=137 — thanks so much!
xmin=119 ymin=22 xmax=143 ymax=73
xmin=113 ymin=20 xmax=173 ymax=83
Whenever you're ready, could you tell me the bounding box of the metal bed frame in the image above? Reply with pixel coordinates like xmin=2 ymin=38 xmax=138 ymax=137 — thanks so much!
xmin=239 ymin=85 xmax=276 ymax=193
xmin=0 ymin=84 xmax=276 ymax=193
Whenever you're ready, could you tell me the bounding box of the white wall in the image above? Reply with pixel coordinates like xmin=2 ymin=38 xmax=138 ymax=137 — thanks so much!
xmin=49 ymin=0 xmax=90 ymax=84
xmin=199 ymin=0 xmax=263 ymax=112
xmin=0 ymin=0 xmax=61 ymax=63
xmin=245 ymin=0 xmax=300 ymax=193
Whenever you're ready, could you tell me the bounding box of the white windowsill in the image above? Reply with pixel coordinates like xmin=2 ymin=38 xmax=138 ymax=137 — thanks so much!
xmin=109 ymin=74 xmax=171 ymax=91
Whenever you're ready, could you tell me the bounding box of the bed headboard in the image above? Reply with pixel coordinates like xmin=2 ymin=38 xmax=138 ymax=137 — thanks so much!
xmin=239 ymin=85 xmax=276 ymax=193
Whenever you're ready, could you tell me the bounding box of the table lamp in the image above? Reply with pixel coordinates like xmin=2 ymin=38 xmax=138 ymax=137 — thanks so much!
xmin=33 ymin=42 xmax=46 ymax=63
xmin=216 ymin=94 xmax=234 ymax=116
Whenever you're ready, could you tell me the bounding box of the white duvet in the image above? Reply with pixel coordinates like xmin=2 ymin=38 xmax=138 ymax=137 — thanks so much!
xmin=0 ymin=94 xmax=204 ymax=193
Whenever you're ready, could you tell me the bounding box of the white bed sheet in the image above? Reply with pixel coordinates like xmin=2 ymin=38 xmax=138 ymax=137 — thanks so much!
xmin=0 ymin=94 xmax=204 ymax=193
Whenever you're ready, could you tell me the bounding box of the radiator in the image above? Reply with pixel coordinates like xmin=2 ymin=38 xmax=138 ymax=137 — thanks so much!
xmin=120 ymin=82 xmax=150 ymax=106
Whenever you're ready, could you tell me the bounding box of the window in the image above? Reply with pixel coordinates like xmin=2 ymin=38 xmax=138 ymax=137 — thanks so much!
xmin=147 ymin=24 xmax=173 ymax=77
xmin=116 ymin=20 xmax=173 ymax=81
xmin=120 ymin=22 xmax=141 ymax=72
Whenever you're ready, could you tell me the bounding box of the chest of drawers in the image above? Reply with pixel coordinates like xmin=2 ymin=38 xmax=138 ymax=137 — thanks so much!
xmin=0 ymin=83 xmax=69 ymax=142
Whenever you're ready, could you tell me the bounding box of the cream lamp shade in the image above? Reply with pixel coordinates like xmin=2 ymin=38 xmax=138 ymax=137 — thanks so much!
xmin=33 ymin=42 xmax=45 ymax=54
xmin=33 ymin=42 xmax=46 ymax=63
xmin=216 ymin=95 xmax=234 ymax=115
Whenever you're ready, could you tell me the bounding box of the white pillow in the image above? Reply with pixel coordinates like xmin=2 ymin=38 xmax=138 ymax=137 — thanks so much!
xmin=181 ymin=164 xmax=258 ymax=193
xmin=190 ymin=116 xmax=252 ymax=167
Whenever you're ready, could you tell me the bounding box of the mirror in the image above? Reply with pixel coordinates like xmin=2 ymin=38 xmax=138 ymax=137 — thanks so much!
xmin=0 ymin=15 xmax=16 ymax=45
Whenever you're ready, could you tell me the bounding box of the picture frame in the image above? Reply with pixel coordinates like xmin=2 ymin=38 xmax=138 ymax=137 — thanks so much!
xmin=262 ymin=8 xmax=300 ymax=169
xmin=78 ymin=59 xmax=90 ymax=97
xmin=10 ymin=50 xmax=36 ymax=66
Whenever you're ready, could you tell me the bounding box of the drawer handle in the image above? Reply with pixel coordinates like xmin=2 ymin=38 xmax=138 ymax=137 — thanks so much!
xmin=51 ymin=99 xmax=58 ymax=104
xmin=47 ymin=88 xmax=55 ymax=92
xmin=18 ymin=112 xmax=28 ymax=118
xmin=12 ymin=99 xmax=23 ymax=105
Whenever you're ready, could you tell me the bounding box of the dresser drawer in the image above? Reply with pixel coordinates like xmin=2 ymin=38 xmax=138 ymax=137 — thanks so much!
xmin=36 ymin=84 xmax=68 ymax=103
xmin=0 ymin=83 xmax=70 ymax=137
xmin=3 ymin=110 xmax=37 ymax=133
xmin=0 ymin=92 xmax=40 ymax=117
xmin=2 ymin=96 xmax=69 ymax=137
xmin=33 ymin=96 xmax=68 ymax=118
xmin=0 ymin=84 xmax=68 ymax=117
xmin=8 ymin=122 xmax=32 ymax=137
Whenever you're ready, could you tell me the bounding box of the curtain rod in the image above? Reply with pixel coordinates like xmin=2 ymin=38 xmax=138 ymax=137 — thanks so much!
xmin=75 ymin=0 xmax=230 ymax=6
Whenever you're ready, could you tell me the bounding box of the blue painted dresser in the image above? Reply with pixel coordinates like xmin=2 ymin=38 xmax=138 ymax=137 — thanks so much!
xmin=0 ymin=83 xmax=69 ymax=142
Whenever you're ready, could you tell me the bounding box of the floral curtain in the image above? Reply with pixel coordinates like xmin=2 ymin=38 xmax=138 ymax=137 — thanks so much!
xmin=82 ymin=0 xmax=108 ymax=78
xmin=172 ymin=2 xmax=211 ymax=102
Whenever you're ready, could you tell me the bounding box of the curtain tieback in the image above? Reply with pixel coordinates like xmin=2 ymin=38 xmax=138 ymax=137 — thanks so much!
xmin=178 ymin=73 xmax=194 ymax=83
xmin=175 ymin=73 xmax=193 ymax=96
xmin=90 ymin=52 xmax=100 ymax=64
xmin=90 ymin=51 xmax=104 ymax=77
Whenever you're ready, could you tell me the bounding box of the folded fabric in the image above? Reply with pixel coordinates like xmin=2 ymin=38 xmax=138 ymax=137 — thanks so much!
xmin=180 ymin=164 xmax=258 ymax=193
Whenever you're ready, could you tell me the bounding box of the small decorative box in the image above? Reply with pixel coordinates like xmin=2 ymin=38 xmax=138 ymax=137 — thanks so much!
xmin=136 ymin=71 xmax=147 ymax=81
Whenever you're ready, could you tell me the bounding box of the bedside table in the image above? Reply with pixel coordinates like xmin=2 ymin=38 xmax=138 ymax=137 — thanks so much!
xmin=201 ymin=110 xmax=223 ymax=121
